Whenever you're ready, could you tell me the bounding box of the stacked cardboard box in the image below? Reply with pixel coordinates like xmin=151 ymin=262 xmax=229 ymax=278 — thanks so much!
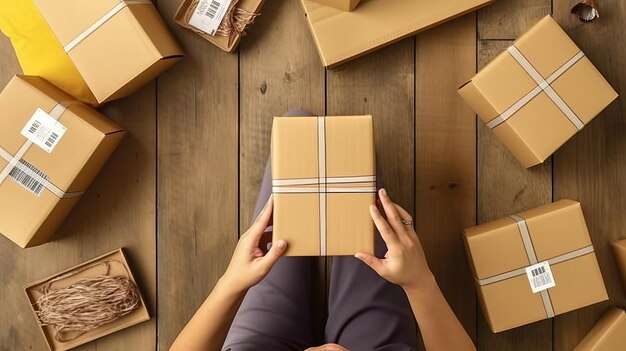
xmin=573 ymin=308 xmax=626 ymax=351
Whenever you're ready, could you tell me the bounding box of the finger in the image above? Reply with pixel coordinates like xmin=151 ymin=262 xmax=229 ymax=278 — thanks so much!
xmin=369 ymin=205 xmax=400 ymax=247
xmin=249 ymin=196 xmax=274 ymax=234
xmin=393 ymin=204 xmax=416 ymax=236
xmin=378 ymin=188 xmax=407 ymax=234
xmin=260 ymin=240 xmax=287 ymax=268
xmin=355 ymin=252 xmax=386 ymax=276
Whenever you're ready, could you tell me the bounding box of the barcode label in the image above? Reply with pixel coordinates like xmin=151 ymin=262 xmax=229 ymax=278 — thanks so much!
xmin=525 ymin=261 xmax=556 ymax=293
xmin=188 ymin=0 xmax=233 ymax=36
xmin=8 ymin=159 xmax=49 ymax=196
xmin=20 ymin=108 xmax=67 ymax=153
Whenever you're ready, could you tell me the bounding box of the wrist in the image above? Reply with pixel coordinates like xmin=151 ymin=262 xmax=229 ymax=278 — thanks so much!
xmin=402 ymin=271 xmax=437 ymax=298
xmin=216 ymin=275 xmax=248 ymax=299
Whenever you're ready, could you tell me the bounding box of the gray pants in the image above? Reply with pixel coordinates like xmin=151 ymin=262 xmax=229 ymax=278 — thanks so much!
xmin=223 ymin=110 xmax=418 ymax=351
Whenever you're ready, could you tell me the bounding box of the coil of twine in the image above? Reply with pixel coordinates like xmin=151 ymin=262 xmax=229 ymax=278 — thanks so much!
xmin=34 ymin=261 xmax=141 ymax=342
xmin=184 ymin=0 xmax=259 ymax=41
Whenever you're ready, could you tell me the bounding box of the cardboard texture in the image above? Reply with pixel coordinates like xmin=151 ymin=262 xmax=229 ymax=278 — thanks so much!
xmin=464 ymin=200 xmax=608 ymax=332
xmin=573 ymin=308 xmax=626 ymax=351
xmin=174 ymin=0 xmax=265 ymax=53
xmin=309 ymin=0 xmax=361 ymax=11
xmin=0 ymin=76 xmax=125 ymax=248
xmin=459 ymin=15 xmax=618 ymax=168
xmin=300 ymin=0 xmax=493 ymax=68
xmin=24 ymin=248 xmax=150 ymax=351
xmin=271 ymin=115 xmax=376 ymax=256
xmin=33 ymin=0 xmax=183 ymax=106
xmin=611 ymin=239 xmax=626 ymax=295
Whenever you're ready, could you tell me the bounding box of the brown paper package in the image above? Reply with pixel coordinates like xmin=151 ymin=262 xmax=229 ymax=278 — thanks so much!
xmin=309 ymin=0 xmax=361 ymax=11
xmin=464 ymin=200 xmax=607 ymax=332
xmin=24 ymin=248 xmax=150 ymax=351
xmin=272 ymin=116 xmax=375 ymax=256
xmin=33 ymin=0 xmax=183 ymax=106
xmin=0 ymin=76 xmax=125 ymax=248
xmin=611 ymin=239 xmax=626 ymax=295
xmin=459 ymin=15 xmax=618 ymax=168
xmin=573 ymin=308 xmax=626 ymax=351
xmin=300 ymin=0 xmax=493 ymax=68
xmin=174 ymin=0 xmax=266 ymax=53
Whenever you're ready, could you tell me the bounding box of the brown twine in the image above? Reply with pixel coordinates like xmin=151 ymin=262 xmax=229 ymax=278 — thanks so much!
xmin=34 ymin=260 xmax=141 ymax=343
xmin=183 ymin=0 xmax=260 ymax=43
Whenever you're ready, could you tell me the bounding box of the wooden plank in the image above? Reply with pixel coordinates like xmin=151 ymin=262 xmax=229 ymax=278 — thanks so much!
xmin=326 ymin=29 xmax=415 ymax=345
xmin=478 ymin=0 xmax=552 ymax=40
xmin=156 ymin=0 xmax=239 ymax=349
xmin=238 ymin=0 xmax=326 ymax=343
xmin=476 ymin=5 xmax=553 ymax=351
xmin=552 ymin=3 xmax=626 ymax=350
xmin=415 ymin=14 xmax=477 ymax=347
xmin=0 ymin=27 xmax=158 ymax=351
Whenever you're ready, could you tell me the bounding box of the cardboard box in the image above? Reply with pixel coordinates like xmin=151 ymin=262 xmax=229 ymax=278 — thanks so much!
xmin=174 ymin=0 xmax=265 ymax=53
xmin=0 ymin=76 xmax=125 ymax=248
xmin=309 ymin=0 xmax=361 ymax=11
xmin=33 ymin=0 xmax=183 ymax=106
xmin=611 ymin=239 xmax=626 ymax=295
xmin=464 ymin=200 xmax=608 ymax=332
xmin=300 ymin=0 xmax=493 ymax=68
xmin=573 ymin=308 xmax=626 ymax=351
xmin=459 ymin=15 xmax=618 ymax=168
xmin=24 ymin=248 xmax=150 ymax=351
xmin=271 ymin=115 xmax=376 ymax=256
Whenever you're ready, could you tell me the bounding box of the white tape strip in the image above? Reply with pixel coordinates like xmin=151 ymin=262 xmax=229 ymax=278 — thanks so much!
xmin=64 ymin=0 xmax=152 ymax=52
xmin=318 ymin=116 xmax=326 ymax=256
xmin=272 ymin=186 xmax=377 ymax=193
xmin=487 ymin=46 xmax=585 ymax=130
xmin=510 ymin=214 xmax=538 ymax=264
xmin=272 ymin=175 xmax=376 ymax=187
xmin=0 ymin=103 xmax=84 ymax=199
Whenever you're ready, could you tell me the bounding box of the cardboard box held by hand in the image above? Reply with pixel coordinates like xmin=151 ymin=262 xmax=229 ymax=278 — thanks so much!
xmin=33 ymin=0 xmax=183 ymax=106
xmin=0 ymin=76 xmax=125 ymax=248
xmin=573 ymin=308 xmax=626 ymax=351
xmin=459 ymin=15 xmax=617 ymax=168
xmin=271 ymin=115 xmax=376 ymax=256
xmin=464 ymin=200 xmax=607 ymax=332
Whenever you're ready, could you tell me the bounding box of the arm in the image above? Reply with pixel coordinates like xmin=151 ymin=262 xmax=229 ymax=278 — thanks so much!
xmin=170 ymin=197 xmax=287 ymax=351
xmin=355 ymin=189 xmax=476 ymax=351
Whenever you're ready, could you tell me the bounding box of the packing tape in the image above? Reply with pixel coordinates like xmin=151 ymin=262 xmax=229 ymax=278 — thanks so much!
xmin=272 ymin=116 xmax=376 ymax=256
xmin=476 ymin=215 xmax=596 ymax=319
xmin=64 ymin=0 xmax=153 ymax=53
xmin=486 ymin=46 xmax=585 ymax=131
xmin=0 ymin=103 xmax=84 ymax=199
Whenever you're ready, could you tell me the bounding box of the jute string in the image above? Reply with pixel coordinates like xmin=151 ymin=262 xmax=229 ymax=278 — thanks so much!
xmin=183 ymin=0 xmax=259 ymax=40
xmin=34 ymin=260 xmax=141 ymax=342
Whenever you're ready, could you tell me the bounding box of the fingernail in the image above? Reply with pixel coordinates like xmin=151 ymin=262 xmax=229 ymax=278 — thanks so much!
xmin=276 ymin=240 xmax=286 ymax=249
xmin=380 ymin=188 xmax=387 ymax=197
xmin=369 ymin=205 xmax=379 ymax=213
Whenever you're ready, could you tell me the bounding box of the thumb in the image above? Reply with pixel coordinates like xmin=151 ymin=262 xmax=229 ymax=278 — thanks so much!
xmin=355 ymin=252 xmax=385 ymax=276
xmin=261 ymin=240 xmax=287 ymax=268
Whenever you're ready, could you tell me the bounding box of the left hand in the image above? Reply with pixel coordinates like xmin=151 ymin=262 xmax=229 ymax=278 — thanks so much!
xmin=220 ymin=196 xmax=287 ymax=294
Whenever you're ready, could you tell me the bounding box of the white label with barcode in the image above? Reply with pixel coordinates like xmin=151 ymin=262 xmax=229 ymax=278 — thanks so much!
xmin=9 ymin=159 xmax=49 ymax=196
xmin=525 ymin=261 xmax=556 ymax=293
xmin=20 ymin=108 xmax=66 ymax=153
xmin=188 ymin=0 xmax=233 ymax=36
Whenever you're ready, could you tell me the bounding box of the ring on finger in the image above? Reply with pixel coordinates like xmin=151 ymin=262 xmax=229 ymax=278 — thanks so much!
xmin=401 ymin=219 xmax=413 ymax=226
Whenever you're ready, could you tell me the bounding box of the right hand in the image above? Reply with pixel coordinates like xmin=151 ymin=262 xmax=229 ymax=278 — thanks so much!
xmin=355 ymin=188 xmax=434 ymax=292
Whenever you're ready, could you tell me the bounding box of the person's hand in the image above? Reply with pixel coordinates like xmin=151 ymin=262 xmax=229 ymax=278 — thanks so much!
xmin=355 ymin=188 xmax=434 ymax=293
xmin=220 ymin=196 xmax=287 ymax=294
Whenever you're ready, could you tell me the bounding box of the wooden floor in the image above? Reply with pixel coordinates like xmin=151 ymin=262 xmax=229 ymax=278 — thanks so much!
xmin=1 ymin=0 xmax=626 ymax=350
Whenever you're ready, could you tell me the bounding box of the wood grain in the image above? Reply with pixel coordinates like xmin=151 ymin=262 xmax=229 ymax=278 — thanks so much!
xmin=0 ymin=20 xmax=158 ymax=351
xmin=476 ymin=3 xmax=554 ymax=348
xmin=156 ymin=0 xmax=239 ymax=349
xmin=238 ymin=0 xmax=326 ymax=343
xmin=415 ymin=13 xmax=477 ymax=347
xmin=478 ymin=0 xmax=552 ymax=40
xmin=552 ymin=1 xmax=626 ymax=350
